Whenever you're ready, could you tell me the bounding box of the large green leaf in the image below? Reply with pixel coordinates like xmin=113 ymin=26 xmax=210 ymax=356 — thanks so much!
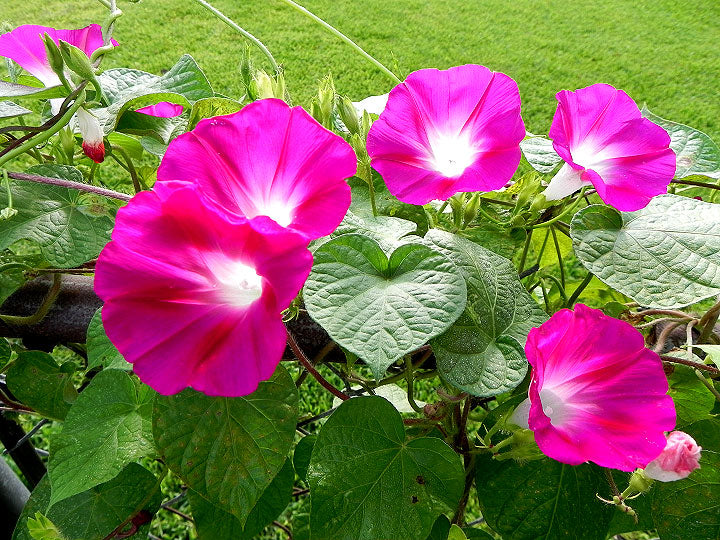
xmin=642 ymin=106 xmax=720 ymax=179
xmin=652 ymin=449 xmax=720 ymax=540
xmin=13 ymin=465 xmax=162 ymax=540
xmin=0 ymin=81 xmax=64 ymax=100
xmin=571 ymin=195 xmax=720 ymax=308
xmin=48 ymin=369 xmax=155 ymax=505
xmin=520 ymin=135 xmax=562 ymax=173
xmin=667 ymin=364 xmax=715 ymax=427
xmin=475 ymin=456 xmax=613 ymax=540
xmin=189 ymin=458 xmax=295 ymax=539
xmin=95 ymin=54 xmax=213 ymax=133
xmin=153 ymin=365 xmax=298 ymax=525
xmin=0 ymin=165 xmax=114 ymax=267
xmin=86 ymin=308 xmax=129 ymax=371
xmin=426 ymin=230 xmax=546 ymax=396
xmin=0 ymin=100 xmax=32 ymax=118
xmin=304 ymin=234 xmax=467 ymax=377
xmin=6 ymin=351 xmax=77 ymax=421
xmin=308 ymin=396 xmax=465 ymax=540
xmin=116 ymin=111 xmax=186 ymax=144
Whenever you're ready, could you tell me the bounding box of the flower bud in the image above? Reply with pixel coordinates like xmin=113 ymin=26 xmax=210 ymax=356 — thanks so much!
xmin=76 ymin=108 xmax=105 ymax=163
xmin=338 ymin=96 xmax=361 ymax=135
xmin=643 ymin=431 xmax=701 ymax=482
xmin=58 ymin=40 xmax=97 ymax=82
xmin=463 ymin=193 xmax=481 ymax=227
xmin=627 ymin=469 xmax=653 ymax=494
xmin=42 ymin=33 xmax=65 ymax=80
xmin=317 ymin=75 xmax=336 ymax=126
xmin=252 ymin=70 xmax=275 ymax=100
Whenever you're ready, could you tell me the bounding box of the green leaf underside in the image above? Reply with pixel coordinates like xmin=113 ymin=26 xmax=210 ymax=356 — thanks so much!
xmin=520 ymin=135 xmax=562 ymax=174
xmin=652 ymin=450 xmax=720 ymax=540
xmin=313 ymin=210 xmax=418 ymax=253
xmin=152 ymin=365 xmax=298 ymax=525
xmin=0 ymin=164 xmax=114 ymax=267
xmin=86 ymin=308 xmax=129 ymax=371
xmin=475 ymin=455 xmax=613 ymax=540
xmin=308 ymin=396 xmax=465 ymax=540
xmin=6 ymin=351 xmax=77 ymax=421
xmin=0 ymin=81 xmax=64 ymax=99
xmin=426 ymin=230 xmax=546 ymax=396
xmin=642 ymin=106 xmax=720 ymax=179
xmin=0 ymin=100 xmax=32 ymax=118
xmin=95 ymin=54 xmax=213 ymax=133
xmin=13 ymin=465 xmax=161 ymax=540
xmin=304 ymin=234 xmax=467 ymax=378
xmin=48 ymin=370 xmax=155 ymax=505
xmin=571 ymin=195 xmax=720 ymax=308
xmin=189 ymin=458 xmax=295 ymax=540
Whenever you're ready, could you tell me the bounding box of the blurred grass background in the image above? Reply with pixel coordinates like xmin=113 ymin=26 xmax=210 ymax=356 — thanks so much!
xmin=2 ymin=0 xmax=719 ymax=139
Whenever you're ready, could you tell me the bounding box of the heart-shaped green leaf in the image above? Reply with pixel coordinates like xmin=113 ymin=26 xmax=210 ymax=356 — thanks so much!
xmin=571 ymin=195 xmax=720 ymax=308
xmin=308 ymin=396 xmax=464 ymax=540
xmin=304 ymin=234 xmax=467 ymax=377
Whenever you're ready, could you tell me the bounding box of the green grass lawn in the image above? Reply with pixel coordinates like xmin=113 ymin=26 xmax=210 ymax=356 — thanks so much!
xmin=2 ymin=0 xmax=719 ymax=140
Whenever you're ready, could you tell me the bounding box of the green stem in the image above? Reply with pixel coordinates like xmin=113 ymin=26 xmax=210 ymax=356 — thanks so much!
xmin=7 ymin=171 xmax=132 ymax=202
xmin=0 ymin=274 xmax=62 ymax=326
xmin=404 ymin=356 xmax=425 ymax=414
xmin=538 ymin=278 xmax=551 ymax=312
xmin=276 ymin=0 xmax=400 ymax=83
xmin=477 ymin=205 xmax=507 ymax=226
xmin=543 ymin=274 xmax=568 ymax=306
xmin=672 ymin=178 xmax=720 ymax=191
xmin=192 ymin=0 xmax=279 ymax=73
xmin=2 ymin=169 xmax=13 ymax=211
xmin=566 ymin=272 xmax=594 ymax=307
xmin=368 ymin=178 xmax=378 ymax=216
xmin=531 ymin=187 xmax=588 ymax=229
xmin=518 ymin=229 xmax=533 ymax=274
xmin=695 ymin=369 xmax=720 ymax=401
xmin=112 ymin=146 xmax=142 ymax=193
xmin=699 ymin=296 xmax=720 ymax=343
xmin=0 ymin=91 xmax=86 ymax=168
xmin=550 ymin=226 xmax=566 ymax=288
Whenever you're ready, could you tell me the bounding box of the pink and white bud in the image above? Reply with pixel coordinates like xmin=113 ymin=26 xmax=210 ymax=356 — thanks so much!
xmin=76 ymin=108 xmax=105 ymax=163
xmin=644 ymin=431 xmax=701 ymax=482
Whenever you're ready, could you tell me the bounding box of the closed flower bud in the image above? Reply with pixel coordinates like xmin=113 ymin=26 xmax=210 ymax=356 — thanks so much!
xmin=338 ymin=96 xmax=361 ymax=135
xmin=58 ymin=40 xmax=97 ymax=82
xmin=42 ymin=33 xmax=65 ymax=79
xmin=76 ymin=107 xmax=105 ymax=163
xmin=644 ymin=431 xmax=701 ymax=482
xmin=252 ymin=70 xmax=275 ymax=99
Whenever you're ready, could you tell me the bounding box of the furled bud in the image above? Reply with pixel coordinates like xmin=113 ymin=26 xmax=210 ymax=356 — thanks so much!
xmin=338 ymin=96 xmax=361 ymax=135
xmin=316 ymin=75 xmax=336 ymax=128
xmin=76 ymin=108 xmax=105 ymax=163
xmin=42 ymin=33 xmax=65 ymax=80
xmin=252 ymin=70 xmax=275 ymax=99
xmin=643 ymin=431 xmax=701 ymax=482
xmin=58 ymin=40 xmax=96 ymax=82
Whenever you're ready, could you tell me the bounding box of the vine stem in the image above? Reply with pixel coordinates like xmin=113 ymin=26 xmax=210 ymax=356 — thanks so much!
xmin=0 ymin=274 xmax=62 ymax=326
xmin=191 ymin=0 xmax=280 ymax=73
xmin=5 ymin=171 xmax=132 ymax=202
xmin=566 ymin=272 xmax=593 ymax=307
xmin=661 ymin=355 xmax=720 ymax=376
xmin=275 ymin=0 xmax=401 ymax=83
xmin=286 ymin=331 xmax=350 ymax=401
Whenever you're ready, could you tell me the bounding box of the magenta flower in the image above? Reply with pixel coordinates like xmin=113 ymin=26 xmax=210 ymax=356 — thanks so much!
xmin=545 ymin=83 xmax=676 ymax=211
xmin=135 ymin=102 xmax=184 ymax=118
xmin=515 ymin=304 xmax=676 ymax=471
xmin=94 ymin=182 xmax=313 ymax=397
xmin=157 ymin=98 xmax=356 ymax=240
xmin=366 ymin=65 xmax=525 ymax=205
xmin=0 ymin=24 xmax=117 ymax=87
xmin=644 ymin=431 xmax=702 ymax=482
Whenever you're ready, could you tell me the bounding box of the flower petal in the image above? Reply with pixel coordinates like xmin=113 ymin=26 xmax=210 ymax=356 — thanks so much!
xmin=157 ymin=98 xmax=356 ymax=239
xmin=135 ymin=102 xmax=184 ymax=118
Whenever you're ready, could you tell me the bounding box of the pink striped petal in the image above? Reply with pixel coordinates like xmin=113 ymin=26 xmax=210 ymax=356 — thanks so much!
xmin=546 ymin=84 xmax=675 ymax=210
xmin=157 ymin=98 xmax=356 ymax=240
xmin=135 ymin=102 xmax=184 ymax=118
xmin=524 ymin=304 xmax=676 ymax=471
xmin=0 ymin=24 xmax=117 ymax=87
xmin=367 ymin=64 xmax=525 ymax=205
xmin=95 ymin=183 xmax=313 ymax=396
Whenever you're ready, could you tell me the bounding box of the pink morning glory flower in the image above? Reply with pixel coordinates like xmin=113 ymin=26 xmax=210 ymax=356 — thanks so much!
xmin=94 ymin=182 xmax=313 ymax=397
xmin=135 ymin=102 xmax=184 ymax=118
xmin=514 ymin=304 xmax=676 ymax=471
xmin=156 ymin=98 xmax=357 ymax=240
xmin=544 ymin=83 xmax=676 ymax=211
xmin=644 ymin=431 xmax=702 ymax=482
xmin=366 ymin=64 xmax=525 ymax=205
xmin=0 ymin=24 xmax=117 ymax=87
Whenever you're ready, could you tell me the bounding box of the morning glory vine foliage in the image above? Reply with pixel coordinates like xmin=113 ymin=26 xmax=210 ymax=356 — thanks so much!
xmin=0 ymin=1 xmax=719 ymax=539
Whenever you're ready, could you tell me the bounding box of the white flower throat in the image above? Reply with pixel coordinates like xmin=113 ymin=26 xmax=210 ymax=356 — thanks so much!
xmin=428 ymin=132 xmax=477 ymax=177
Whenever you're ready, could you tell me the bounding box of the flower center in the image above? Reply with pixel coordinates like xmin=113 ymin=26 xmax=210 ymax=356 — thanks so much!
xmin=538 ymin=387 xmax=570 ymax=426
xmin=255 ymin=200 xmax=294 ymax=228
xmin=213 ymin=261 xmax=263 ymax=307
xmin=428 ymin=133 xmax=476 ymax=177
xmin=570 ymin=140 xmax=613 ymax=171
